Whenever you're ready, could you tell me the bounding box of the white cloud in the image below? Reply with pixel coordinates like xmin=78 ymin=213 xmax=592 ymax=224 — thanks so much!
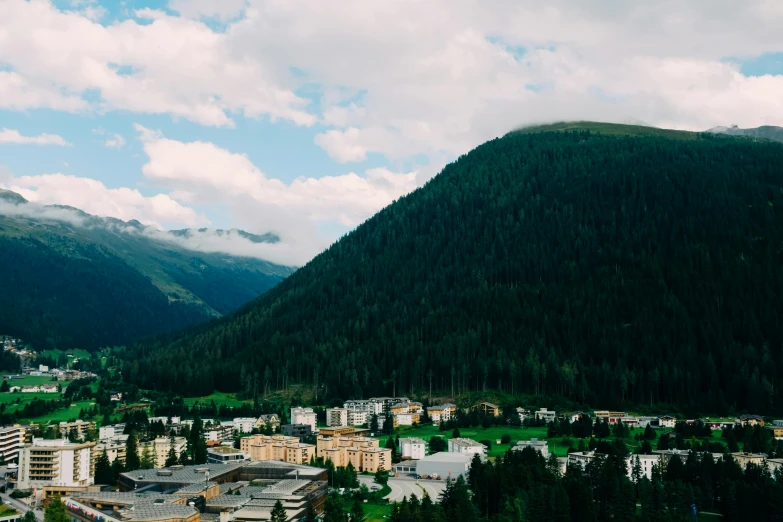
xmin=3 ymin=173 xmax=208 ymax=230
xmin=168 ymin=0 xmax=248 ymax=21
xmin=104 ymin=133 xmax=126 ymax=149
xmin=0 ymin=0 xmax=315 ymax=127
xmin=0 ymin=129 xmax=71 ymax=146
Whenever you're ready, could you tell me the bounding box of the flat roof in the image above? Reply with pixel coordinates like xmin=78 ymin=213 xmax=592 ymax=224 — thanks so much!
xmin=418 ymin=452 xmax=472 ymax=463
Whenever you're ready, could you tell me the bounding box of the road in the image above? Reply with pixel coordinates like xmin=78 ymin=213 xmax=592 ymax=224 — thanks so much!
xmin=0 ymin=491 xmax=42 ymax=522
xmin=359 ymin=476 xmax=447 ymax=503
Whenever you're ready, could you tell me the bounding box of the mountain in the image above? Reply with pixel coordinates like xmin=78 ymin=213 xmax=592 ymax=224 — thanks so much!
xmin=0 ymin=191 xmax=294 ymax=350
xmin=706 ymin=124 xmax=783 ymax=142
xmin=123 ymin=123 xmax=783 ymax=412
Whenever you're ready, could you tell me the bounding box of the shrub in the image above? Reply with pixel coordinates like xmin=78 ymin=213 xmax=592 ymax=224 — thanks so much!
xmin=501 ymin=434 xmax=511 ymax=444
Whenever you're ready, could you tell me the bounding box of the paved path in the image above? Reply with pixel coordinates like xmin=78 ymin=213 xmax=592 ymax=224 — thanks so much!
xmin=0 ymin=492 xmax=42 ymax=522
xmin=359 ymin=476 xmax=446 ymax=503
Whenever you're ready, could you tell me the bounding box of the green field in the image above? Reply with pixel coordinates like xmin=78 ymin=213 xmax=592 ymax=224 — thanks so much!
xmin=183 ymin=391 xmax=252 ymax=408
xmin=0 ymin=391 xmax=65 ymax=410
xmin=39 ymin=348 xmax=92 ymax=360
xmin=16 ymin=400 xmax=94 ymax=424
xmin=1 ymin=374 xmax=64 ymax=387
xmin=364 ymin=502 xmax=391 ymax=522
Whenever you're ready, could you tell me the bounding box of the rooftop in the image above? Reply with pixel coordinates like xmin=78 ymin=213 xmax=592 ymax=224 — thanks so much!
xmin=450 ymin=438 xmax=485 ymax=448
xmin=418 ymin=452 xmax=473 ymax=463
xmin=120 ymin=462 xmax=244 ymax=484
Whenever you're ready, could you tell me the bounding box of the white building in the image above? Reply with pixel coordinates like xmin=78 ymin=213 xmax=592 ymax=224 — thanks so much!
xmin=658 ymin=416 xmax=677 ymax=429
xmin=204 ymin=425 xmax=234 ymax=442
xmin=98 ymin=424 xmax=126 ymax=440
xmin=394 ymin=413 xmax=415 ymax=426
xmin=326 ymin=408 xmax=348 ymax=427
xmin=347 ymin=411 xmax=368 ymax=426
xmin=427 ymin=404 xmax=456 ymax=426
xmin=513 ymin=438 xmax=549 ymax=458
xmin=627 ymin=454 xmax=661 ymax=480
xmin=38 ymin=365 xmax=48 ymax=372
xmin=18 ymin=438 xmax=96 ymax=489
xmin=344 ymin=399 xmax=384 ymax=416
xmin=448 ymin=438 xmax=486 ymax=458
xmin=399 ymin=438 xmax=426 ymax=460
xmin=291 ymin=407 xmax=317 ymax=432
xmin=233 ymin=418 xmax=257 ymax=434
xmin=567 ymin=451 xmax=598 ymax=469
xmin=535 ymin=408 xmax=557 ymax=423
xmin=93 ymin=435 xmax=128 ymax=467
xmin=0 ymin=425 xmax=26 ymax=463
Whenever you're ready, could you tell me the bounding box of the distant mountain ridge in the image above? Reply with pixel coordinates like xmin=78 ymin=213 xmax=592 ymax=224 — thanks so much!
xmin=0 ymin=190 xmax=294 ymax=350
xmin=705 ymin=124 xmax=783 ymax=142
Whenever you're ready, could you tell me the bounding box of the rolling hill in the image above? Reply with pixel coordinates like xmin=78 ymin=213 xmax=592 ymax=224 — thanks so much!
xmin=0 ymin=191 xmax=294 ymax=350
xmin=123 ymin=123 xmax=783 ymax=412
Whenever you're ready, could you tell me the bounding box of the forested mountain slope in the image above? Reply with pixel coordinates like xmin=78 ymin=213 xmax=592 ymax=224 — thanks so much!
xmin=0 ymin=192 xmax=293 ymax=350
xmin=706 ymin=124 xmax=783 ymax=142
xmin=124 ymin=124 xmax=783 ymax=412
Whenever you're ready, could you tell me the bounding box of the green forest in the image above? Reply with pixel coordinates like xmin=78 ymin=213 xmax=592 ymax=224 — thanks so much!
xmin=123 ymin=126 xmax=783 ymax=413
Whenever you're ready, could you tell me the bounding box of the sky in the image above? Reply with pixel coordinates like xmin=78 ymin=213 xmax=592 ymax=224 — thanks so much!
xmin=1 ymin=0 xmax=782 ymax=266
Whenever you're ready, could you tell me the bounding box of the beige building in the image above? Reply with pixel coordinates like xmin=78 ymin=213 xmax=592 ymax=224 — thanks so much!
xmin=427 ymin=403 xmax=457 ymax=425
xmin=59 ymin=420 xmax=97 ymax=440
xmin=92 ymin=435 xmax=128 ymax=468
xmin=316 ymin=435 xmax=390 ymax=473
xmin=18 ymin=438 xmax=96 ymax=489
xmin=240 ymin=434 xmax=314 ymax=464
xmin=138 ymin=437 xmax=187 ymax=468
xmin=0 ymin=425 xmax=26 ymax=463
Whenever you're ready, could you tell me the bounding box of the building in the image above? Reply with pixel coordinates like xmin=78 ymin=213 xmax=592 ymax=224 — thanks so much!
xmin=0 ymin=425 xmax=26 ymax=463
xmin=393 ymin=413 xmax=420 ymax=427
xmin=232 ymin=418 xmax=257 ymax=434
xmin=732 ymin=452 xmax=766 ymax=468
xmin=203 ymin=425 xmax=234 ymax=443
xmin=326 ymin=408 xmax=348 ymax=427
xmin=594 ymin=411 xmax=627 ymax=425
xmin=138 ymin=437 xmax=187 ymax=468
xmin=414 ymin=452 xmax=472 ymax=479
xmin=41 ymin=384 xmax=58 ymax=393
xmin=627 ymin=454 xmax=661 ymax=480
xmin=207 ymin=446 xmax=247 ymax=464
xmin=448 ymin=438 xmax=486 ymax=457
xmin=513 ymin=438 xmax=548 ymax=458
xmin=291 ymin=408 xmax=317 ymax=433
xmin=344 ymin=399 xmax=385 ymax=416
xmin=637 ymin=417 xmax=660 ymax=428
xmin=737 ymin=414 xmax=765 ymax=427
xmin=773 ymin=420 xmax=783 ymax=427
xmin=769 ymin=426 xmax=783 ymax=440
xmin=517 ymin=408 xmax=533 ymax=423
xmin=347 ymin=411 xmax=368 ymax=426
xmin=658 ymin=416 xmax=677 ymax=429
xmin=93 ymin=435 xmax=128 ymax=468
xmin=427 ymin=403 xmax=457 ymax=425
xmin=59 ymin=420 xmax=97 ymax=440
xmin=567 ymin=451 xmax=598 ymax=469
xmin=281 ymin=424 xmax=313 ymax=439
xmin=369 ymin=397 xmax=409 ymax=413
xmin=318 ymin=426 xmax=369 ymax=437
xmin=570 ymin=412 xmax=589 ymax=423
xmin=535 ymin=408 xmax=557 ymax=423
xmin=255 ymin=414 xmax=281 ymax=432
xmin=475 ymin=402 xmax=500 ymax=417
xmin=240 ymin=434 xmax=315 ymax=464
xmin=18 ymin=438 xmax=96 ymax=489
xmin=398 ymin=438 xmax=426 ymax=460
xmin=316 ymin=435 xmax=390 ymax=472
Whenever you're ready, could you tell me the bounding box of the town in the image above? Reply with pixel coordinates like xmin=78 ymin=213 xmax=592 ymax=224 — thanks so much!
xmin=0 ymin=385 xmax=781 ymax=522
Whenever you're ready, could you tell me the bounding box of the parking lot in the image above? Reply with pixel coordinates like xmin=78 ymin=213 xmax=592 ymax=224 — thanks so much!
xmin=358 ymin=475 xmax=447 ymax=502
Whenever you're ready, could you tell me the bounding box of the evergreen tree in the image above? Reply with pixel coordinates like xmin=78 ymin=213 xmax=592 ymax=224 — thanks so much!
xmin=95 ymin=450 xmax=113 ymax=486
xmin=140 ymin=443 xmax=155 ymax=469
xmin=21 ymin=512 xmax=37 ymax=522
xmin=270 ymin=500 xmax=288 ymax=522
xmin=44 ymin=496 xmax=68 ymax=522
xmin=349 ymin=495 xmax=364 ymax=522
xmin=125 ymin=432 xmax=141 ymax=471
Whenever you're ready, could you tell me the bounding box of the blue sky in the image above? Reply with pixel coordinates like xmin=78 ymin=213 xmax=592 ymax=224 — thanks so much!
xmin=1 ymin=0 xmax=782 ymax=265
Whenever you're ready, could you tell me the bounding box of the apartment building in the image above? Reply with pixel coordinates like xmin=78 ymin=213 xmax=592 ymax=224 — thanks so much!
xmin=93 ymin=435 xmax=128 ymax=467
xmin=316 ymin=435 xmax=389 ymax=472
xmin=390 ymin=402 xmax=423 ymax=415
xmin=326 ymin=408 xmax=348 ymax=427
xmin=594 ymin=411 xmax=627 ymax=425
xmin=0 ymin=425 xmax=26 ymax=463
xmin=347 ymin=411 xmax=369 ymax=426
xmin=59 ymin=420 xmax=96 ymax=440
xmin=535 ymin=408 xmax=557 ymax=423
xmin=203 ymin=425 xmax=234 ymax=442
xmin=240 ymin=434 xmax=314 ymax=464
xmin=18 ymin=438 xmax=96 ymax=489
xmin=344 ymin=399 xmax=384 ymax=416
xmin=393 ymin=413 xmax=420 ymax=427
xmin=138 ymin=437 xmax=187 ymax=468
xmin=291 ymin=408 xmax=317 ymax=432
xmin=399 ymin=438 xmax=426 ymax=460
xmin=448 ymin=438 xmax=486 ymax=457
xmin=427 ymin=403 xmax=457 ymax=425
xmin=98 ymin=424 xmax=126 ymax=440
xmin=233 ymin=418 xmax=257 ymax=434
xmin=513 ymin=438 xmax=549 ymax=458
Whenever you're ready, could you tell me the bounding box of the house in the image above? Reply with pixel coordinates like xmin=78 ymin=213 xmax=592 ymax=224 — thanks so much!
xmin=535 ymin=408 xmax=556 ymax=423
xmin=255 ymin=414 xmax=281 ymax=432
xmin=737 ymin=414 xmax=764 ymax=427
xmin=9 ymin=386 xmax=20 ymax=392
xmin=20 ymin=386 xmax=40 ymax=393
xmin=594 ymin=411 xmax=627 ymax=424
xmin=475 ymin=402 xmax=500 ymax=417
xmin=110 ymin=392 xmax=123 ymax=401
xmin=448 ymin=438 xmax=486 ymax=457
xmin=658 ymin=415 xmax=677 ymax=429
xmin=513 ymin=438 xmax=548 ymax=458
xmin=40 ymin=384 xmax=58 ymax=393
xmin=768 ymin=426 xmax=783 ymax=440
xmin=399 ymin=438 xmax=426 ymax=460
xmin=516 ymin=408 xmax=533 ymax=423
xmin=290 ymin=408 xmax=317 ymax=432
xmin=326 ymin=408 xmax=348 ymax=427
xmin=637 ymin=417 xmax=659 ymax=428
xmin=427 ymin=403 xmax=457 ymax=425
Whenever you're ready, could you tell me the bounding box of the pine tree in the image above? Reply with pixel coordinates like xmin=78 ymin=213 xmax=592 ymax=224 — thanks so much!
xmin=95 ymin=450 xmax=113 ymax=486
xmin=270 ymin=500 xmax=288 ymax=522
xmin=44 ymin=495 xmax=68 ymax=522
xmin=349 ymin=495 xmax=364 ymax=522
xmin=125 ymin=432 xmax=141 ymax=471
xmin=140 ymin=443 xmax=155 ymax=469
